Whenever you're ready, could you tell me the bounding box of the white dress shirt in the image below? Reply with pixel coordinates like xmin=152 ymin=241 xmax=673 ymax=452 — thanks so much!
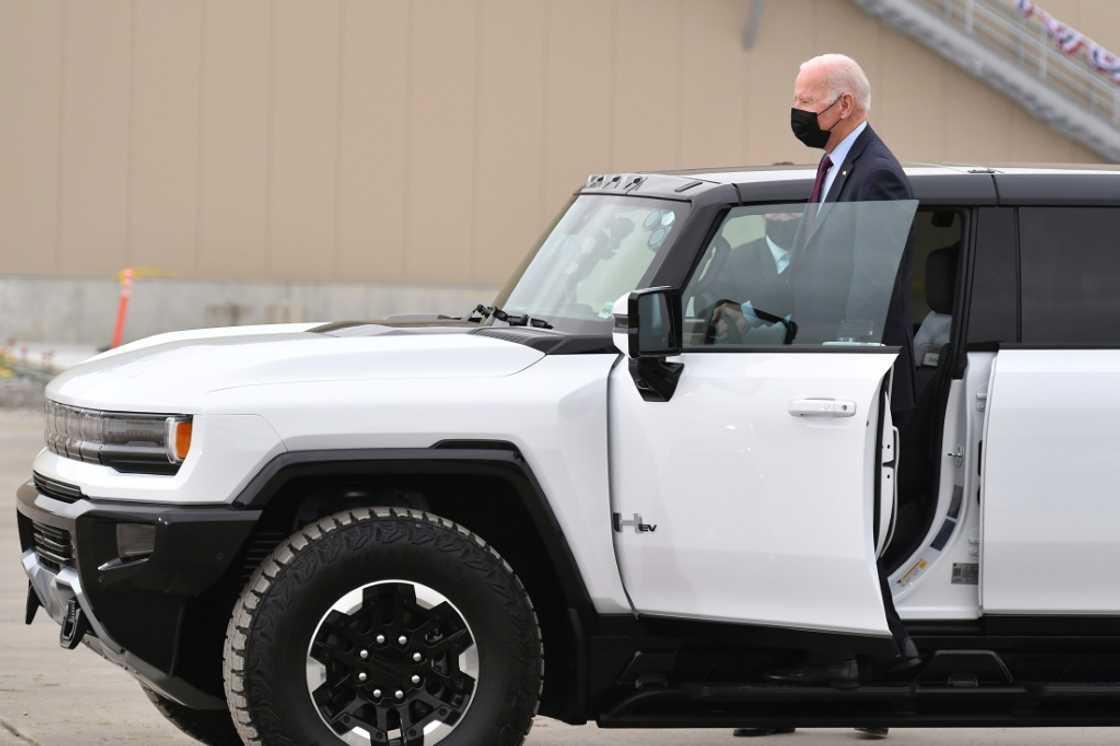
xmin=740 ymin=234 xmax=792 ymax=327
xmin=765 ymin=234 xmax=791 ymax=274
xmin=817 ymin=120 xmax=868 ymax=212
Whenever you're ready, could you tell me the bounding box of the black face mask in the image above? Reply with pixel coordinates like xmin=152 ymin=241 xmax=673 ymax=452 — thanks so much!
xmin=790 ymin=95 xmax=842 ymax=149
xmin=765 ymin=217 xmax=800 ymax=249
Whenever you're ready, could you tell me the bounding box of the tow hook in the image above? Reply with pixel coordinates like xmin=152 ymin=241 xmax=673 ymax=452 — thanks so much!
xmin=59 ymin=598 xmax=90 ymax=650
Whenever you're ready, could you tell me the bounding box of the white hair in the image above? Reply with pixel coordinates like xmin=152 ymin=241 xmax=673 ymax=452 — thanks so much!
xmin=800 ymin=53 xmax=872 ymax=111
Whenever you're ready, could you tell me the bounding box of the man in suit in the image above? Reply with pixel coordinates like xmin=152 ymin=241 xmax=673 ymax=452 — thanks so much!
xmin=775 ymin=48 xmax=921 ymax=694
xmin=726 ymin=212 xmax=798 ymax=312
xmin=733 ymin=52 xmax=911 ymax=743
xmin=711 ymin=54 xmax=917 ymax=413
xmin=707 ymin=212 xmax=799 ymax=343
xmin=790 ymin=52 xmax=917 ymax=420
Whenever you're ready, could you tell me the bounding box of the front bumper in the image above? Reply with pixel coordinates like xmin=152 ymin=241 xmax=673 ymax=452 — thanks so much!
xmin=16 ymin=477 xmax=261 ymax=709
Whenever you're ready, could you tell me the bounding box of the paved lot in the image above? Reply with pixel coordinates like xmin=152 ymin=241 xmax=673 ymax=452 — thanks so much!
xmin=1 ymin=408 xmax=1118 ymax=745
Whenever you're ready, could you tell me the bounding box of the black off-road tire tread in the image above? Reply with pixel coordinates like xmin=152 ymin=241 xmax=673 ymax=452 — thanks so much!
xmin=142 ymin=685 xmax=243 ymax=746
xmin=222 ymin=506 xmax=544 ymax=746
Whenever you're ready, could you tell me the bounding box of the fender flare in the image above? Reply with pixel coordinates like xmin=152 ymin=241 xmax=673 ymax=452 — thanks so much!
xmin=232 ymin=441 xmax=595 ymax=620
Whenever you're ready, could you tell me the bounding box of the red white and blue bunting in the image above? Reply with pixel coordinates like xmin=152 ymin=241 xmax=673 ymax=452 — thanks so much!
xmin=1016 ymin=0 xmax=1120 ymax=83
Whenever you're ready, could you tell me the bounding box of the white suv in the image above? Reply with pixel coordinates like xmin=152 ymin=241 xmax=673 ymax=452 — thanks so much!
xmin=18 ymin=165 xmax=1120 ymax=745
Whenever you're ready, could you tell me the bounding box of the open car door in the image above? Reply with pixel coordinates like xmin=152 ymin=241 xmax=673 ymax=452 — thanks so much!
xmin=609 ymin=199 xmax=917 ymax=638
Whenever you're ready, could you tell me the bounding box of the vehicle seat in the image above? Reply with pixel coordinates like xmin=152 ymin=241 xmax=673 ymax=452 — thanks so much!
xmin=885 ymin=243 xmax=960 ymax=571
xmin=912 ymin=243 xmax=959 ymax=396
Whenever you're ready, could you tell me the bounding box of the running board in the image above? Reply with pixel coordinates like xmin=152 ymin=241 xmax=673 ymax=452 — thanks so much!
xmin=597 ymin=681 xmax=1120 ymax=729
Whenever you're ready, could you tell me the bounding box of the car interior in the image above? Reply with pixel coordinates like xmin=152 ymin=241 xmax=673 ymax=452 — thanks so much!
xmin=882 ymin=208 xmax=964 ymax=574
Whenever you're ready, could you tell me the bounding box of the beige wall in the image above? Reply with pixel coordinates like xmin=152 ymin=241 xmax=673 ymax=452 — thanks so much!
xmin=0 ymin=0 xmax=1113 ymax=288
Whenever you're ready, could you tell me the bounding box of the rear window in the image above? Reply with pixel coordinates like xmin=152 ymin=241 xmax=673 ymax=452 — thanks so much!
xmin=1020 ymin=207 xmax=1120 ymax=345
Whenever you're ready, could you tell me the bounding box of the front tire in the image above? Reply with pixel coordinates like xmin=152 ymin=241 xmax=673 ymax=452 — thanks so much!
xmin=223 ymin=507 xmax=542 ymax=746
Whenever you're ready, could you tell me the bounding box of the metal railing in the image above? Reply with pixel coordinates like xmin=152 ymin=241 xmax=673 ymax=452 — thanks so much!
xmin=854 ymin=0 xmax=1120 ymax=161
xmin=916 ymin=0 xmax=1120 ymax=126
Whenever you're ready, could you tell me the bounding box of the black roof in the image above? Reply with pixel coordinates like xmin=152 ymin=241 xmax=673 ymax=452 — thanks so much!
xmin=578 ymin=163 xmax=1120 ymax=206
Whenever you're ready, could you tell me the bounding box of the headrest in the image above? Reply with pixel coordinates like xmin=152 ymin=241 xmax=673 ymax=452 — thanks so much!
xmin=926 ymin=243 xmax=959 ymax=315
xmin=710 ymin=235 xmax=732 ymax=254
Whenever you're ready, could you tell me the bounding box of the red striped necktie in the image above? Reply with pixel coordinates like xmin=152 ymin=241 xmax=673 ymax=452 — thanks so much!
xmin=809 ymin=154 xmax=833 ymax=203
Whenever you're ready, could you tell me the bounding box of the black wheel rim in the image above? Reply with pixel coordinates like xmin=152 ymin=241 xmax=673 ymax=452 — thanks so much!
xmin=306 ymin=580 xmax=479 ymax=745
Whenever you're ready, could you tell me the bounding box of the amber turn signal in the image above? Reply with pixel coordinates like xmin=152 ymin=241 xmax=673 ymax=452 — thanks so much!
xmin=166 ymin=418 xmax=193 ymax=463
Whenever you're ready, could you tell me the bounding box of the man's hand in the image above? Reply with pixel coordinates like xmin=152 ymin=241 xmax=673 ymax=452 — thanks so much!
xmin=711 ymin=300 xmax=793 ymax=345
xmin=711 ymin=301 xmax=750 ymax=341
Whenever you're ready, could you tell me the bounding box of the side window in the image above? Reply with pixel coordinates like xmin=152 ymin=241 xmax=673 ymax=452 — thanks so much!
xmin=1019 ymin=207 xmax=1120 ymax=345
xmin=681 ymin=200 xmax=917 ymax=348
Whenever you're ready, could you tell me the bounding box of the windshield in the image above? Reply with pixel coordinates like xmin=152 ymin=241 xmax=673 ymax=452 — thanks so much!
xmin=490 ymin=195 xmax=690 ymax=334
xmin=682 ymin=199 xmax=919 ymax=347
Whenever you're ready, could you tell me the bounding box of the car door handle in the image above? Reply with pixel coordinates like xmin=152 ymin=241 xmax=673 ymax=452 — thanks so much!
xmin=788 ymin=398 xmax=857 ymax=418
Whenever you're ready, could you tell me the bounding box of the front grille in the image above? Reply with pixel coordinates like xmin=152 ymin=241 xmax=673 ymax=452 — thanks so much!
xmin=33 ymin=472 xmax=84 ymax=504
xmin=31 ymin=521 xmax=73 ymax=572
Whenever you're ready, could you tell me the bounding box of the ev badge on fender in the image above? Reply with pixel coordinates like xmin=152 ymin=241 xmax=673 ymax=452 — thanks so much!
xmin=613 ymin=512 xmax=658 ymax=534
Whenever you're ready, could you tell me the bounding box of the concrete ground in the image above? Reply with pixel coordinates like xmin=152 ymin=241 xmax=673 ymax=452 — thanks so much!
xmin=1 ymin=408 xmax=1116 ymax=745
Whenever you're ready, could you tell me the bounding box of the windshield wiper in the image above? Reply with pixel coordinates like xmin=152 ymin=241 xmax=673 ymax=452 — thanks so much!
xmin=471 ymin=304 xmax=553 ymax=329
xmin=470 ymin=304 xmax=512 ymax=323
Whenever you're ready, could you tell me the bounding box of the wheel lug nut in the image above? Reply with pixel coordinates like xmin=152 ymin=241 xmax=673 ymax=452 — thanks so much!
xmin=412 ymin=652 xmax=423 ymax=663
xmin=411 ymin=675 xmax=421 ymax=685
xmin=398 ymin=635 xmax=408 ymax=646
xmin=358 ymin=672 xmax=368 ymax=682
xmin=376 ymin=634 xmax=386 ymax=645
xmin=359 ymin=649 xmax=369 ymax=660
xmin=372 ymin=688 xmax=382 ymax=699
xmin=395 ymin=689 xmax=405 ymax=700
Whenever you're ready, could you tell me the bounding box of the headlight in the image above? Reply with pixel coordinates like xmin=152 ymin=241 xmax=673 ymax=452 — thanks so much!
xmin=44 ymin=400 xmax=193 ymax=474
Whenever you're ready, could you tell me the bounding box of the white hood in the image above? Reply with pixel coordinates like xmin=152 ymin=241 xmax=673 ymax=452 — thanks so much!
xmin=46 ymin=323 xmax=545 ymax=413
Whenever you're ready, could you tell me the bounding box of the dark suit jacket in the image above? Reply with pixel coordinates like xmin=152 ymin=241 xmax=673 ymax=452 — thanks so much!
xmin=717 ymin=236 xmax=792 ymax=318
xmin=793 ymin=125 xmax=917 ymax=415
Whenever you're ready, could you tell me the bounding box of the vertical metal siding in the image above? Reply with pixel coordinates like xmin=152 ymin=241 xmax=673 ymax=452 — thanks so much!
xmin=0 ymin=0 xmax=1107 ymax=284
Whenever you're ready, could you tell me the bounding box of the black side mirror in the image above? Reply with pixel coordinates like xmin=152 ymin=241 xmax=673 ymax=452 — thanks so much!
xmin=627 ymin=286 xmax=683 ymax=359
xmin=626 ymin=287 xmax=684 ymax=402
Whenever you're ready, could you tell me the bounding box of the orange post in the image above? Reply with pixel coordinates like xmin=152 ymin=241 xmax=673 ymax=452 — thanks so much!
xmin=110 ymin=268 xmax=134 ymax=348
